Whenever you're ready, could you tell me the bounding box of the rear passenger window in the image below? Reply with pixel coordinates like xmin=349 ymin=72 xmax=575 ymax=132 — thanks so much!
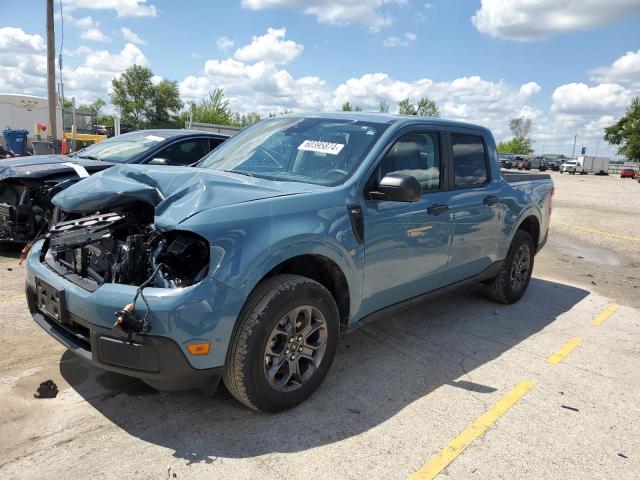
xmin=379 ymin=132 xmax=441 ymax=192
xmin=451 ymin=134 xmax=488 ymax=187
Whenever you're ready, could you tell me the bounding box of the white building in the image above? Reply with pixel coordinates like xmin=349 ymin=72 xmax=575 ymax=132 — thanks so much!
xmin=0 ymin=94 xmax=62 ymax=149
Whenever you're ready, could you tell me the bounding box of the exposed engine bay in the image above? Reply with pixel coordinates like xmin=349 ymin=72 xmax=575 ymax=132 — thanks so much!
xmin=43 ymin=204 xmax=210 ymax=292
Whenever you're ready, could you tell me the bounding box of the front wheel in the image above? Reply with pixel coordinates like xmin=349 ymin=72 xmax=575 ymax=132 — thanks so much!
xmin=223 ymin=274 xmax=339 ymax=412
xmin=486 ymin=230 xmax=535 ymax=304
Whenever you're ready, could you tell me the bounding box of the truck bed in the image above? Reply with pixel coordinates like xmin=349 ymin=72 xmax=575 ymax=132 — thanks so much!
xmin=502 ymin=170 xmax=551 ymax=183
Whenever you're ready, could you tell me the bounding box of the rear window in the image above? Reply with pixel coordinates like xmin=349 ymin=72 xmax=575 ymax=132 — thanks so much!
xmin=451 ymin=134 xmax=488 ymax=187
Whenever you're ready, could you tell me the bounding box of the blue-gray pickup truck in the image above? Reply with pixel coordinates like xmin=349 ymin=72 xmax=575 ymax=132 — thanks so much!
xmin=25 ymin=113 xmax=553 ymax=412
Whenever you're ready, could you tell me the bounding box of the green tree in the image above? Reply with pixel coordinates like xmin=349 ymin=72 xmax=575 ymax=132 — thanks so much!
xmin=378 ymin=100 xmax=390 ymax=113
xmin=509 ymin=117 xmax=532 ymax=140
xmin=399 ymin=97 xmax=440 ymax=117
xmin=231 ymin=111 xmax=262 ymax=127
xmin=604 ymin=97 xmax=640 ymax=162
xmin=186 ymin=88 xmax=233 ymax=125
xmin=341 ymin=101 xmax=362 ymax=112
xmin=416 ymin=97 xmax=440 ymax=117
xmin=150 ymin=80 xmax=183 ymax=125
xmin=398 ymin=98 xmax=416 ymax=115
xmin=497 ymin=138 xmax=533 ymax=154
xmin=110 ymin=65 xmax=155 ymax=128
xmin=498 ymin=117 xmax=534 ymax=154
xmin=268 ymin=109 xmax=294 ymax=118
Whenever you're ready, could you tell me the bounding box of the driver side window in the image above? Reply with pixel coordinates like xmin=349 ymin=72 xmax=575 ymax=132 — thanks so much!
xmin=378 ymin=131 xmax=441 ymax=192
xmin=155 ymin=139 xmax=210 ymax=166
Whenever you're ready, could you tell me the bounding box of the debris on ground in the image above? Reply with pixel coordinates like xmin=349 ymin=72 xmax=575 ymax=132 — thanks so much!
xmin=618 ymin=453 xmax=628 ymax=459
xmin=34 ymin=379 xmax=58 ymax=399
xmin=561 ymin=404 xmax=579 ymax=412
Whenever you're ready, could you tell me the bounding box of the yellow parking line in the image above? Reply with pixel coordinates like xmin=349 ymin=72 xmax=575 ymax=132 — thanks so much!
xmin=547 ymin=337 xmax=582 ymax=365
xmin=409 ymin=380 xmax=534 ymax=480
xmin=0 ymin=293 xmax=25 ymax=303
xmin=591 ymin=304 xmax=620 ymax=326
xmin=552 ymin=219 xmax=640 ymax=243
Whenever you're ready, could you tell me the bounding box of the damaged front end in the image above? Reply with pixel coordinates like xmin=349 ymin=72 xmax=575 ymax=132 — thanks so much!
xmin=44 ymin=205 xmax=210 ymax=291
xmin=42 ymin=204 xmax=210 ymax=333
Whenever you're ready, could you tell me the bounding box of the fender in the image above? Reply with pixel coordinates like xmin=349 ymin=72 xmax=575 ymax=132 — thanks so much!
xmin=236 ymin=235 xmax=361 ymax=313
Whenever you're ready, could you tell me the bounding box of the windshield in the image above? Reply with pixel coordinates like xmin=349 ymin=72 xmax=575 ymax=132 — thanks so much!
xmin=197 ymin=117 xmax=386 ymax=185
xmin=71 ymin=131 xmax=172 ymax=163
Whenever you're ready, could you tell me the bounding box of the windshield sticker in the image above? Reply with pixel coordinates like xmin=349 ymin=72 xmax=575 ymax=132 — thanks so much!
xmin=145 ymin=135 xmax=165 ymax=142
xmin=298 ymin=140 xmax=345 ymax=155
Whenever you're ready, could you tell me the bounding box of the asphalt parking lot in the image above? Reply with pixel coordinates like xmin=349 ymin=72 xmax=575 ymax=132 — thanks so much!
xmin=0 ymin=172 xmax=638 ymax=480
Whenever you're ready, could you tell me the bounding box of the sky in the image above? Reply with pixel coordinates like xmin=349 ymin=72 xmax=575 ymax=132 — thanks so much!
xmin=1 ymin=0 xmax=640 ymax=158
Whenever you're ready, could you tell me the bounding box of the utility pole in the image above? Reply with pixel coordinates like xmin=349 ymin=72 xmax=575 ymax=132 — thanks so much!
xmin=46 ymin=0 xmax=58 ymax=147
xmin=571 ymin=134 xmax=577 ymax=159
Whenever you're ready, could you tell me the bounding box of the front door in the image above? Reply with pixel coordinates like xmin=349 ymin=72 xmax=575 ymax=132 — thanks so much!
xmin=361 ymin=129 xmax=453 ymax=316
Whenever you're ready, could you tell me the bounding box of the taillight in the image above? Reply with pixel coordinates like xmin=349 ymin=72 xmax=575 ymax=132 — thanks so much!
xmin=549 ymin=186 xmax=555 ymax=216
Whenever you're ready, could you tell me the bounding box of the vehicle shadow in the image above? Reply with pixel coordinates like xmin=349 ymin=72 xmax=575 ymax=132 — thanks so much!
xmin=60 ymin=277 xmax=588 ymax=464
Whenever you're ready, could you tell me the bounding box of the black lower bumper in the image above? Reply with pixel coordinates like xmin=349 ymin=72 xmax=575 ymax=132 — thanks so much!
xmin=26 ymin=285 xmax=222 ymax=392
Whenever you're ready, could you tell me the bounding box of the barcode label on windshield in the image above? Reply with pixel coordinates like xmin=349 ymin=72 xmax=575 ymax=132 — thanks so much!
xmin=298 ymin=140 xmax=344 ymax=155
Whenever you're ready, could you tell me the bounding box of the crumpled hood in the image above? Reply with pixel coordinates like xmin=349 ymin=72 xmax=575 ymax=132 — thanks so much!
xmin=52 ymin=164 xmax=321 ymax=227
xmin=0 ymin=154 xmax=110 ymax=180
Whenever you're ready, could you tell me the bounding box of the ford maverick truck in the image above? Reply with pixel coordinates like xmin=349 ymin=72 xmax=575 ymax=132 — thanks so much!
xmin=25 ymin=113 xmax=554 ymax=412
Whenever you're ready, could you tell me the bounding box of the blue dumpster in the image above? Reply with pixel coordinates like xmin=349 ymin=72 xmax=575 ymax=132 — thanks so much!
xmin=2 ymin=128 xmax=29 ymax=155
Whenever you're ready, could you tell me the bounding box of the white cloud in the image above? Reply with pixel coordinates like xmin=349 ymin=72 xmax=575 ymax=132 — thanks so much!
xmin=383 ymin=31 xmax=416 ymax=47
xmin=0 ymin=27 xmax=45 ymax=52
xmin=472 ymin=0 xmax=640 ymax=41
xmin=241 ymin=0 xmax=403 ymax=31
xmin=67 ymin=15 xmax=96 ymax=29
xmin=62 ymin=0 xmax=157 ymax=17
xmin=81 ymin=27 xmax=110 ymax=42
xmin=63 ymin=43 xmax=149 ymax=103
xmin=121 ymin=27 xmax=145 ymax=45
xmin=0 ymin=27 xmax=149 ymax=105
xmin=0 ymin=28 xmax=47 ymax=95
xmin=519 ymin=82 xmax=541 ymax=97
xmin=216 ymin=36 xmax=235 ymax=52
xmin=591 ymin=49 xmax=640 ymax=87
xmin=234 ymin=28 xmax=303 ymax=65
xmin=551 ymin=82 xmax=633 ymax=115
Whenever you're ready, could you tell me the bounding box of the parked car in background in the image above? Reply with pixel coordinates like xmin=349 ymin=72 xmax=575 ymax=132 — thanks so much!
xmin=620 ymin=168 xmax=636 ymax=179
xmin=560 ymin=160 xmax=581 ymax=174
xmin=0 ymin=145 xmax=17 ymax=159
xmin=546 ymin=159 xmax=561 ymax=171
xmin=93 ymin=125 xmax=114 ymax=137
xmin=0 ymin=130 xmax=228 ymax=243
xmin=499 ymin=154 xmax=513 ymax=169
xmin=25 ymin=113 xmax=554 ymax=412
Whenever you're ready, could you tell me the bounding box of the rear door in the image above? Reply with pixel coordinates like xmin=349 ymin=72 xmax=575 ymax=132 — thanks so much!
xmin=361 ymin=127 xmax=453 ymax=315
xmin=444 ymin=131 xmax=504 ymax=285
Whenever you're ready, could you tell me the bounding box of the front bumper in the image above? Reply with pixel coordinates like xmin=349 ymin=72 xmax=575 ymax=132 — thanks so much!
xmin=25 ymin=239 xmax=244 ymax=388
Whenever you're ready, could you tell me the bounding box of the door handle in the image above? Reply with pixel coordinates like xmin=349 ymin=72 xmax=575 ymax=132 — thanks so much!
xmin=427 ymin=203 xmax=449 ymax=216
xmin=484 ymin=195 xmax=500 ymax=206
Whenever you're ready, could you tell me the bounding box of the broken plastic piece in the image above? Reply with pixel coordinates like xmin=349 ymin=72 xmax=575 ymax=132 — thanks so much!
xmin=34 ymin=379 xmax=58 ymax=399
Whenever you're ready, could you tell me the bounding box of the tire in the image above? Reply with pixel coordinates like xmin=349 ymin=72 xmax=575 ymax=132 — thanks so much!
xmin=486 ymin=230 xmax=535 ymax=304
xmin=223 ymin=274 xmax=339 ymax=412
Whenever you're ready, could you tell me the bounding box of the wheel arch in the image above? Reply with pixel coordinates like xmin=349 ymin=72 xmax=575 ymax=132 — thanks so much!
xmin=514 ymin=214 xmax=541 ymax=251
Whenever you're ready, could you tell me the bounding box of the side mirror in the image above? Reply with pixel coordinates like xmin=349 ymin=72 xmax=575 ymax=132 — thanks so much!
xmin=369 ymin=173 xmax=422 ymax=202
xmin=149 ymin=157 xmax=170 ymax=166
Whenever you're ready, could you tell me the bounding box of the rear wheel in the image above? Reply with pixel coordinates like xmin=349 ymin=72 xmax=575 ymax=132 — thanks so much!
xmin=487 ymin=230 xmax=535 ymax=304
xmin=223 ymin=274 xmax=339 ymax=412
